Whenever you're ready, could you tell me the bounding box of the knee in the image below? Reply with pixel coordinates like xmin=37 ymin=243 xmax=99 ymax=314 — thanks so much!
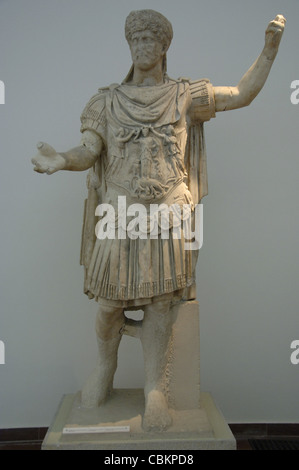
xmin=95 ymin=305 xmax=125 ymax=340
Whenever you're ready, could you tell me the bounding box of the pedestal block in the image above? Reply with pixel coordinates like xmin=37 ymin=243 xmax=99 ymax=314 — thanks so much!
xmin=42 ymin=391 xmax=236 ymax=450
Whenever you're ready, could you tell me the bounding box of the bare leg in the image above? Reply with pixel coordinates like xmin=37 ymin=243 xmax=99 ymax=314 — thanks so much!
xmin=81 ymin=304 xmax=125 ymax=408
xmin=141 ymin=299 xmax=173 ymax=431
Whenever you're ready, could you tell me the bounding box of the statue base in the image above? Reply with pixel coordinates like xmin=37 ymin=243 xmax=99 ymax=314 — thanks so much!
xmin=42 ymin=390 xmax=236 ymax=450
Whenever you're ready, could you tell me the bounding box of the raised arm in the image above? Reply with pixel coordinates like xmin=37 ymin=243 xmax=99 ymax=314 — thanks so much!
xmin=31 ymin=130 xmax=103 ymax=174
xmin=214 ymin=15 xmax=286 ymax=112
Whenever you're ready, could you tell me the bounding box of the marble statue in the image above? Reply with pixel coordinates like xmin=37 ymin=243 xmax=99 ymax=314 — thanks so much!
xmin=31 ymin=10 xmax=285 ymax=432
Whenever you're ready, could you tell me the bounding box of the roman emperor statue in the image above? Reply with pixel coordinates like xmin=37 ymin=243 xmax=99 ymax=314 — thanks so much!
xmin=32 ymin=10 xmax=285 ymax=431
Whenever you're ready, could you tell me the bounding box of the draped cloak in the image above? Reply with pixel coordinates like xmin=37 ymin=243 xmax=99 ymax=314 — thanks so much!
xmin=79 ymin=76 xmax=215 ymax=307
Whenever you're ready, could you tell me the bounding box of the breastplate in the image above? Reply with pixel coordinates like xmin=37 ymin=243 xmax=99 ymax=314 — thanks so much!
xmin=105 ymin=123 xmax=187 ymax=202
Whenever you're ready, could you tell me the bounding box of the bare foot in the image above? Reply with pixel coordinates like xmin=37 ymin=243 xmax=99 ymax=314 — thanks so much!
xmin=143 ymin=389 xmax=172 ymax=432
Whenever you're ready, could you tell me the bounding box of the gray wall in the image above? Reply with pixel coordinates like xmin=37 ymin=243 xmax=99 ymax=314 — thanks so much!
xmin=0 ymin=0 xmax=298 ymax=428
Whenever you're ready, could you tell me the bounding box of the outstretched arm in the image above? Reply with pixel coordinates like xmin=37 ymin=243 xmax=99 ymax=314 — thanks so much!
xmin=31 ymin=130 xmax=103 ymax=174
xmin=214 ymin=15 xmax=286 ymax=112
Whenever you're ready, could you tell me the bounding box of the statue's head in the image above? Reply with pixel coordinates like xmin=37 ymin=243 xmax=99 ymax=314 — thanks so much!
xmin=125 ymin=9 xmax=173 ymax=53
xmin=124 ymin=10 xmax=173 ymax=81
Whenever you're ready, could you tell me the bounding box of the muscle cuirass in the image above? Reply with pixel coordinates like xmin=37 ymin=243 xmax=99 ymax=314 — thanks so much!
xmin=103 ymin=80 xmax=191 ymax=204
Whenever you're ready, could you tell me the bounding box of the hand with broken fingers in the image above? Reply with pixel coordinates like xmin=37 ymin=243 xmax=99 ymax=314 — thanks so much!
xmin=31 ymin=142 xmax=66 ymax=175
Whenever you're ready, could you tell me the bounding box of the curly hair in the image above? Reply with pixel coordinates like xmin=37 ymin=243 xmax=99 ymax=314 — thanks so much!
xmin=125 ymin=9 xmax=173 ymax=51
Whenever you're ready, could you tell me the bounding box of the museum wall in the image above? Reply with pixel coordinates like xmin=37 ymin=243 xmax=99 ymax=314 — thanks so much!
xmin=0 ymin=0 xmax=298 ymax=428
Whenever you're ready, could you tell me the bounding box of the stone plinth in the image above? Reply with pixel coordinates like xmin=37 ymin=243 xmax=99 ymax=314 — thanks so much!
xmin=42 ymin=390 xmax=236 ymax=450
